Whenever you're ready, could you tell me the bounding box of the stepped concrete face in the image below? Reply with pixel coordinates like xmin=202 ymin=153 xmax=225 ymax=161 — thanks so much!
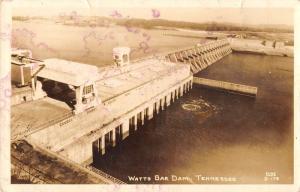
xmin=164 ymin=39 xmax=232 ymax=74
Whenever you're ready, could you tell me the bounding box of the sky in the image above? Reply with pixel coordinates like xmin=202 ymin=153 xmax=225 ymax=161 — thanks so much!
xmin=12 ymin=0 xmax=295 ymax=26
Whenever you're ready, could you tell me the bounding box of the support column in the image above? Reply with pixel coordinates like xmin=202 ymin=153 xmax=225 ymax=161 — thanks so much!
xmin=100 ymin=136 xmax=105 ymax=155
xmin=148 ymin=105 xmax=154 ymax=120
xmin=166 ymin=94 xmax=171 ymax=106
xmin=161 ymin=98 xmax=165 ymax=110
xmin=112 ymin=128 xmax=116 ymax=147
xmin=203 ymin=52 xmax=210 ymax=66
xmin=156 ymin=101 xmax=160 ymax=114
xmin=74 ymin=86 xmax=84 ymax=114
xmin=200 ymin=50 xmax=205 ymax=65
xmin=141 ymin=111 xmax=145 ymax=125
xmin=219 ymin=47 xmax=223 ymax=57
xmin=214 ymin=47 xmax=219 ymax=59
xmin=220 ymin=44 xmax=224 ymax=56
xmin=209 ymin=49 xmax=213 ymax=62
xmin=218 ymin=47 xmax=222 ymax=58
xmin=172 ymin=53 xmax=178 ymax=62
xmin=211 ymin=46 xmax=216 ymax=61
xmin=215 ymin=49 xmax=219 ymax=60
xmin=209 ymin=47 xmax=215 ymax=63
xmin=204 ymin=52 xmax=211 ymax=65
xmin=223 ymin=44 xmax=226 ymax=56
xmin=134 ymin=115 xmax=137 ymax=131
xmin=122 ymin=120 xmax=130 ymax=139
xmin=165 ymin=55 xmax=170 ymax=62
xmin=222 ymin=46 xmax=226 ymax=55
xmin=180 ymin=86 xmax=183 ymax=97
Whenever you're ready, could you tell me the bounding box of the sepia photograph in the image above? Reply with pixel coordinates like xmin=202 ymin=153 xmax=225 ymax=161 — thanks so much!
xmin=0 ymin=0 xmax=299 ymax=191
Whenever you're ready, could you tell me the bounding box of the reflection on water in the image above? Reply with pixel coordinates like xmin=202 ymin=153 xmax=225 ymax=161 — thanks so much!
xmin=181 ymin=98 xmax=220 ymax=125
xmin=182 ymin=98 xmax=219 ymax=113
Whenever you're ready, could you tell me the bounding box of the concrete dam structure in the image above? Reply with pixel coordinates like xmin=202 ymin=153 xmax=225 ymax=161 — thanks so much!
xmin=229 ymin=38 xmax=294 ymax=57
xmin=164 ymin=39 xmax=232 ymax=74
xmin=11 ymin=39 xmax=236 ymax=183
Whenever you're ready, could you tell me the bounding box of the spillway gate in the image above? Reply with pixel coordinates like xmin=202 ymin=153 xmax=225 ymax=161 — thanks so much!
xmin=164 ymin=39 xmax=232 ymax=74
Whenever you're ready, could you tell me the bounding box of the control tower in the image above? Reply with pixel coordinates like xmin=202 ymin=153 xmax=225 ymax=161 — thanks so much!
xmin=113 ymin=47 xmax=130 ymax=67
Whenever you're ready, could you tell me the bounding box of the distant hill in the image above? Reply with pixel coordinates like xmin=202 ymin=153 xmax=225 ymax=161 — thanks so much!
xmin=13 ymin=16 xmax=293 ymax=33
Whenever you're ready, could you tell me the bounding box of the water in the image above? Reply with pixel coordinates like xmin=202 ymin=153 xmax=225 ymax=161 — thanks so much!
xmin=12 ymin=20 xmax=203 ymax=66
xmin=92 ymin=53 xmax=293 ymax=184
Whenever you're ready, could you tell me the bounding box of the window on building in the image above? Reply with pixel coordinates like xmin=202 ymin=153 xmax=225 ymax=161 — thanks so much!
xmin=122 ymin=54 xmax=128 ymax=63
xmin=83 ymin=85 xmax=94 ymax=95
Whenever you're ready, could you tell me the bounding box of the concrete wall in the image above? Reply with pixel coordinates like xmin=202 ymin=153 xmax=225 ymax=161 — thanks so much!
xmin=59 ymin=76 xmax=192 ymax=164
xmin=28 ymin=106 xmax=109 ymax=151
xmin=193 ymin=77 xmax=257 ymax=96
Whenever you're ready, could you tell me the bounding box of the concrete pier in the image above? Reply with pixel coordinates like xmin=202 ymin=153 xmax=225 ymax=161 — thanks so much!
xmin=193 ymin=77 xmax=258 ymax=97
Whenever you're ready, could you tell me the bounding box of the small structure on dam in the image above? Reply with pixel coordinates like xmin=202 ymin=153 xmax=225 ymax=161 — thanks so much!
xmin=37 ymin=58 xmax=100 ymax=114
xmin=11 ymin=49 xmax=46 ymax=105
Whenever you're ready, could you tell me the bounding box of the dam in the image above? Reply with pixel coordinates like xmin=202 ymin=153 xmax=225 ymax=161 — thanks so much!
xmin=11 ymin=39 xmax=231 ymax=183
xmin=10 ymin=36 xmax=293 ymax=183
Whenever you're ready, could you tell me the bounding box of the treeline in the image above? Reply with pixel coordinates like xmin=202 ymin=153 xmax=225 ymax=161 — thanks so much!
xmin=114 ymin=18 xmax=293 ymax=33
xmin=13 ymin=16 xmax=30 ymax=21
xmin=13 ymin=16 xmax=293 ymax=33
xmin=13 ymin=16 xmax=49 ymax=21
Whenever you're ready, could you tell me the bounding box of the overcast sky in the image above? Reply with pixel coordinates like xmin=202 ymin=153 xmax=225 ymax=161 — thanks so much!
xmin=12 ymin=0 xmax=295 ymax=26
